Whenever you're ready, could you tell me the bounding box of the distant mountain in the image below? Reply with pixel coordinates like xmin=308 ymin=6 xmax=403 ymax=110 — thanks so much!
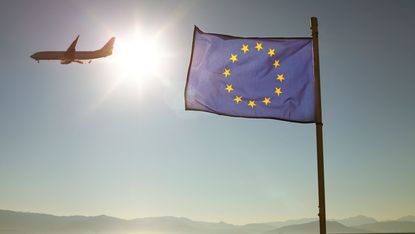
xmin=0 ymin=210 xmax=258 ymax=234
xmin=0 ymin=211 xmax=128 ymax=234
xmin=336 ymin=215 xmax=377 ymax=226
xmin=266 ymin=218 xmax=318 ymax=228
xmin=398 ymin=215 xmax=415 ymax=222
xmin=244 ymin=218 xmax=318 ymax=229
xmin=241 ymin=218 xmax=318 ymax=233
xmin=357 ymin=221 xmax=415 ymax=233
xmin=240 ymin=223 xmax=278 ymax=233
xmin=128 ymin=216 xmax=241 ymax=233
xmin=266 ymin=221 xmax=368 ymax=234
xmin=2 ymin=209 xmax=415 ymax=234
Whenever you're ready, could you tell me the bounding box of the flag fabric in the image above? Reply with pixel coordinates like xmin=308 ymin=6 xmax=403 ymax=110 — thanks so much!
xmin=185 ymin=26 xmax=315 ymax=123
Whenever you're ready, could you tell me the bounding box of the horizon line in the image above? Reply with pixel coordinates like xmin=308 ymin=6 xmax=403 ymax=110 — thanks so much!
xmin=1 ymin=209 xmax=414 ymax=226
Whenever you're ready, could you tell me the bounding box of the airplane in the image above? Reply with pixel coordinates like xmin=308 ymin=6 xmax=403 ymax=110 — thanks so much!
xmin=30 ymin=35 xmax=115 ymax=64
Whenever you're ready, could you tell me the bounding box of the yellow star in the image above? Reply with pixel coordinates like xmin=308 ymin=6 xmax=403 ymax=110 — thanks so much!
xmin=262 ymin=97 xmax=271 ymax=105
xmin=273 ymin=60 xmax=280 ymax=69
xmin=248 ymin=100 xmax=256 ymax=108
xmin=268 ymin=48 xmax=275 ymax=57
xmin=229 ymin=54 xmax=238 ymax=63
xmin=275 ymin=87 xmax=283 ymax=96
xmin=241 ymin=44 xmax=249 ymax=54
xmin=277 ymin=74 xmax=285 ymax=82
xmin=255 ymin=42 xmax=263 ymax=52
xmin=225 ymin=84 xmax=234 ymax=93
xmin=234 ymin=96 xmax=242 ymax=104
xmin=223 ymin=68 xmax=231 ymax=77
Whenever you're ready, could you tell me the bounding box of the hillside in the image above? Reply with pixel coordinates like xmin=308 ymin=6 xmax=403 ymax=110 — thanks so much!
xmin=2 ymin=210 xmax=415 ymax=234
xmin=357 ymin=221 xmax=415 ymax=233
xmin=266 ymin=221 xmax=368 ymax=234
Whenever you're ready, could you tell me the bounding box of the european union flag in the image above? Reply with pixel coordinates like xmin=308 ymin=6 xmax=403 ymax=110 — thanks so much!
xmin=185 ymin=27 xmax=315 ymax=123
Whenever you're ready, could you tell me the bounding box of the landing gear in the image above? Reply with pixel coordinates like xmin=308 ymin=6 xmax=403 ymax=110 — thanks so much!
xmin=73 ymin=60 xmax=83 ymax=64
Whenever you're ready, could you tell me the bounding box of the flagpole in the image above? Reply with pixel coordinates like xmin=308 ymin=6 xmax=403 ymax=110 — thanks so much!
xmin=311 ymin=17 xmax=326 ymax=234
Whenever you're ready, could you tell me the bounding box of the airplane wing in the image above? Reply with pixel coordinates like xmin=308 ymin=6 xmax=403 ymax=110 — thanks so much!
xmin=66 ymin=35 xmax=80 ymax=54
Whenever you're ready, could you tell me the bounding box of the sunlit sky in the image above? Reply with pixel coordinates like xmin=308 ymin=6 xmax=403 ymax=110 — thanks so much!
xmin=1 ymin=0 xmax=414 ymax=225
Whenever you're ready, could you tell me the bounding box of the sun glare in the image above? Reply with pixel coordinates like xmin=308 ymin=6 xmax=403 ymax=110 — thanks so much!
xmin=110 ymin=30 xmax=166 ymax=83
xmin=92 ymin=28 xmax=173 ymax=109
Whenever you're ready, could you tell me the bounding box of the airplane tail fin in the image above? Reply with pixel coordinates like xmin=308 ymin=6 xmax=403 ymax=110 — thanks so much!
xmin=100 ymin=37 xmax=116 ymax=55
xmin=66 ymin=35 xmax=80 ymax=55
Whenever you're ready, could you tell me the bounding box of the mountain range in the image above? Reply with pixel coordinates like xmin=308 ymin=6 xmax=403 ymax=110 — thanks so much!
xmin=1 ymin=210 xmax=415 ymax=234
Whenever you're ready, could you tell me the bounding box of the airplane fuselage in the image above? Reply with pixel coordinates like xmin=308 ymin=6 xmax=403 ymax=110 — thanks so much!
xmin=31 ymin=50 xmax=110 ymax=60
xmin=30 ymin=36 xmax=115 ymax=64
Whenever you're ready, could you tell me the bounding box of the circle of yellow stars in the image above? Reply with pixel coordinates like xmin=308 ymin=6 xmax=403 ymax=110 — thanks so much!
xmin=222 ymin=42 xmax=285 ymax=109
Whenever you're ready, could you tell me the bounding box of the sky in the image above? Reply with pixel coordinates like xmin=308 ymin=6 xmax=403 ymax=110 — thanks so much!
xmin=0 ymin=0 xmax=414 ymax=225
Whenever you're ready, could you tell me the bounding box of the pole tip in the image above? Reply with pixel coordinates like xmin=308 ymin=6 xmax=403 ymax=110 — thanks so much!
xmin=311 ymin=17 xmax=318 ymax=31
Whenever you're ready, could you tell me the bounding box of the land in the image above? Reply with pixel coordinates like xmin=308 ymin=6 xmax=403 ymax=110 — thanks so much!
xmin=1 ymin=210 xmax=415 ymax=234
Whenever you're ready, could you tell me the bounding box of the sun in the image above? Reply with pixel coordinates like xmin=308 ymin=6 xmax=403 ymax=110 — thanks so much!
xmin=109 ymin=30 xmax=167 ymax=83
xmin=91 ymin=28 xmax=172 ymax=109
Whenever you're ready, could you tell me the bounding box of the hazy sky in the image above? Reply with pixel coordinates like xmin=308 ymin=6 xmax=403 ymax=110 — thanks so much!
xmin=1 ymin=0 xmax=414 ymax=225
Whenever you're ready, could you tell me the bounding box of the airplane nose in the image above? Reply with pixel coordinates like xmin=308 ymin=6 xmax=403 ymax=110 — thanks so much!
xmin=30 ymin=54 xmax=35 ymax=59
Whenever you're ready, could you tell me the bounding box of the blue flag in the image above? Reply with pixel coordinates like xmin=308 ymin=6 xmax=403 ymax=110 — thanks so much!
xmin=185 ymin=27 xmax=315 ymax=123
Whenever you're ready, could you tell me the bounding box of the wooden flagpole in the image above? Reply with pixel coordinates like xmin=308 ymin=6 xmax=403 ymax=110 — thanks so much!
xmin=311 ymin=17 xmax=327 ymax=234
